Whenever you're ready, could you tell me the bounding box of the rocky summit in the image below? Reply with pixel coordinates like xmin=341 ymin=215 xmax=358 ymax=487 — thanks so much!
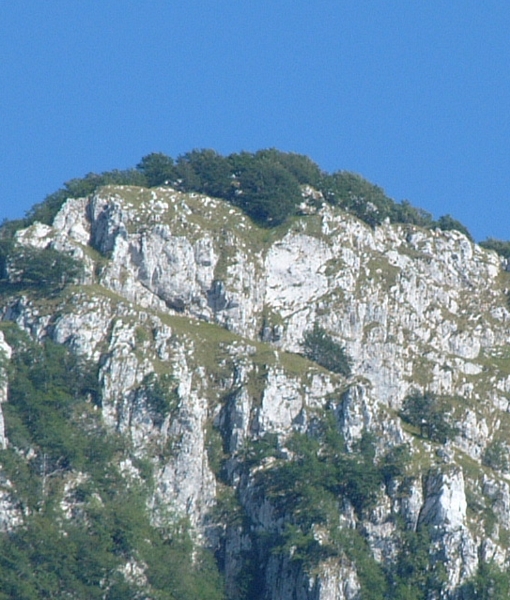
xmin=1 ymin=181 xmax=510 ymax=599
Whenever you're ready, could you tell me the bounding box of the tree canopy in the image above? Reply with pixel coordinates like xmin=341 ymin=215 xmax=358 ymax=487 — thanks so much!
xmin=400 ymin=392 xmax=458 ymax=444
xmin=1 ymin=147 xmax=478 ymax=237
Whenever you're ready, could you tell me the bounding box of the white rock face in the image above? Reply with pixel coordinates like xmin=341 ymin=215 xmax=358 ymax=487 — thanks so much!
xmin=52 ymin=196 xmax=91 ymax=245
xmin=421 ymin=468 xmax=468 ymax=529
xmin=0 ymin=333 xmax=22 ymax=530
xmin=0 ymin=332 xmax=11 ymax=450
xmin=2 ymin=186 xmax=510 ymax=598
xmin=313 ymin=561 xmax=361 ymax=600
xmin=419 ymin=468 xmax=480 ymax=591
xmin=265 ymin=234 xmax=332 ymax=315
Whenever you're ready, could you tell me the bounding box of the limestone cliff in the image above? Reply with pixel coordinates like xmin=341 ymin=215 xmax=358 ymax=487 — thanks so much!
xmin=1 ymin=184 xmax=510 ymax=598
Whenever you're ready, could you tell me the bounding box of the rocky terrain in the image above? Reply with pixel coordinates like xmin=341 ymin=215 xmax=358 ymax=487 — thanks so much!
xmin=1 ymin=183 xmax=510 ymax=598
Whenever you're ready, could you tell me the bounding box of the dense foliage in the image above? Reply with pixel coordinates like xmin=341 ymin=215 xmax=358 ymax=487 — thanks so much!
xmin=457 ymin=561 xmax=510 ymax=599
xmin=0 ymin=241 xmax=83 ymax=293
xmin=399 ymin=392 xmax=459 ymax=444
xmin=301 ymin=323 xmax=352 ymax=376
xmin=238 ymin=414 xmax=413 ymax=598
xmin=1 ymin=148 xmax=477 ymax=235
xmin=0 ymin=326 xmax=225 ymax=599
xmin=236 ymin=411 xmax=509 ymax=599
xmin=482 ymin=439 xmax=510 ymax=472
xmin=24 ymin=169 xmax=146 ymax=227
xmin=480 ymin=237 xmax=510 ymax=259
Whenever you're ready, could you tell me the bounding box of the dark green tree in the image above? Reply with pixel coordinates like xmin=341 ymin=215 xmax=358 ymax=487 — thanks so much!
xmin=400 ymin=392 xmax=458 ymax=444
xmin=254 ymin=149 xmax=323 ymax=186
xmin=435 ymin=214 xmax=473 ymax=241
xmin=458 ymin=561 xmax=510 ymax=599
xmin=480 ymin=238 xmax=510 ymax=259
xmin=175 ymin=148 xmax=233 ymax=198
xmin=392 ymin=200 xmax=434 ymax=227
xmin=387 ymin=526 xmax=446 ymax=600
xmin=229 ymin=154 xmax=303 ymax=226
xmin=301 ymin=323 xmax=352 ymax=376
xmin=3 ymin=245 xmax=83 ymax=292
xmin=137 ymin=152 xmax=176 ymax=187
xmin=320 ymin=171 xmax=395 ymax=226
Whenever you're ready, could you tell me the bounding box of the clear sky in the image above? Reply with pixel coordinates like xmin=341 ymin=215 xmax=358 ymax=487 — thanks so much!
xmin=1 ymin=1 xmax=509 ymax=241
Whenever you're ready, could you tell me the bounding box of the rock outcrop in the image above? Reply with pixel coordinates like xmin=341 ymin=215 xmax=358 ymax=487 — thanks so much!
xmin=2 ymin=184 xmax=510 ymax=598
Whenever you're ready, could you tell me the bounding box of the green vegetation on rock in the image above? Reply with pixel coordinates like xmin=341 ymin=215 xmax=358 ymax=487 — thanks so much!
xmin=235 ymin=412 xmax=453 ymax=600
xmin=1 ymin=147 xmax=477 ymax=237
xmin=480 ymin=237 xmax=510 ymax=259
xmin=0 ymin=242 xmax=83 ymax=294
xmin=0 ymin=326 xmax=225 ymax=599
xmin=136 ymin=372 xmax=179 ymax=428
xmin=301 ymin=323 xmax=352 ymax=376
xmin=400 ymin=392 xmax=459 ymax=444
xmin=1 ymin=145 xmax=510 ymax=600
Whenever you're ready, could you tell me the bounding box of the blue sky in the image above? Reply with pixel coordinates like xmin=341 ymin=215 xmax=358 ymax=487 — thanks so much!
xmin=1 ymin=1 xmax=509 ymax=241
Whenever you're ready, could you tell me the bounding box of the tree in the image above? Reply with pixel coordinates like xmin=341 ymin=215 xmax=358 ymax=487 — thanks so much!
xmin=4 ymin=245 xmax=83 ymax=292
xmin=175 ymin=149 xmax=233 ymax=199
xmin=137 ymin=152 xmax=176 ymax=187
xmin=459 ymin=561 xmax=510 ymax=599
xmin=253 ymin=149 xmax=323 ymax=186
xmin=320 ymin=171 xmax=395 ymax=226
xmin=480 ymin=238 xmax=510 ymax=260
xmin=230 ymin=155 xmax=303 ymax=226
xmin=400 ymin=392 xmax=458 ymax=444
xmin=392 ymin=200 xmax=434 ymax=228
xmin=301 ymin=323 xmax=352 ymax=376
xmin=435 ymin=214 xmax=473 ymax=241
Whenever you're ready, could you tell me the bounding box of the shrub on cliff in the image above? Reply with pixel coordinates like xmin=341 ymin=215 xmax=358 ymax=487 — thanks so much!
xmin=26 ymin=169 xmax=146 ymax=228
xmin=400 ymin=392 xmax=458 ymax=444
xmin=1 ymin=244 xmax=83 ymax=293
xmin=229 ymin=155 xmax=302 ymax=226
xmin=175 ymin=149 xmax=233 ymax=198
xmin=301 ymin=323 xmax=352 ymax=376
xmin=137 ymin=152 xmax=176 ymax=187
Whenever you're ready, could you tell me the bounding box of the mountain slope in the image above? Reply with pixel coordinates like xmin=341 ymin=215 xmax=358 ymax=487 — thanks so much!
xmin=0 ymin=181 xmax=510 ymax=598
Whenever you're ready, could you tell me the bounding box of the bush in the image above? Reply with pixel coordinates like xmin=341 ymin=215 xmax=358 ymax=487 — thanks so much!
xmin=229 ymin=154 xmax=303 ymax=226
xmin=1 ymin=244 xmax=83 ymax=293
xmin=400 ymin=392 xmax=458 ymax=444
xmin=480 ymin=238 xmax=510 ymax=260
xmin=301 ymin=323 xmax=352 ymax=376
xmin=137 ymin=373 xmax=179 ymax=427
xmin=482 ymin=439 xmax=509 ymax=472
xmin=137 ymin=152 xmax=176 ymax=187
xmin=434 ymin=214 xmax=473 ymax=241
